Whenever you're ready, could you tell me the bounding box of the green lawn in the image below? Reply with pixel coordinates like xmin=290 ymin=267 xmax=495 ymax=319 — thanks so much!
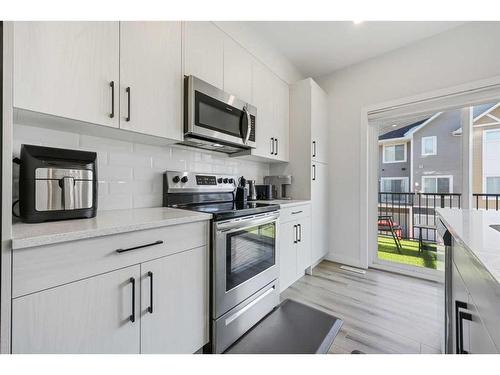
xmin=378 ymin=236 xmax=437 ymax=270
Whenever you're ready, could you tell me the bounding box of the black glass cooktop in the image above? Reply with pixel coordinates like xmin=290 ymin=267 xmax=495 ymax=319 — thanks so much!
xmin=175 ymin=201 xmax=280 ymax=221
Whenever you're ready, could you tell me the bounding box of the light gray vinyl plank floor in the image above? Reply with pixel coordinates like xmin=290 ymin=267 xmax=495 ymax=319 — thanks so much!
xmin=281 ymin=261 xmax=444 ymax=354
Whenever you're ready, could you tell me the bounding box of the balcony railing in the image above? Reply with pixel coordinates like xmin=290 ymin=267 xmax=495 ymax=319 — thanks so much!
xmin=379 ymin=192 xmax=500 ymax=242
xmin=473 ymin=194 xmax=500 ymax=210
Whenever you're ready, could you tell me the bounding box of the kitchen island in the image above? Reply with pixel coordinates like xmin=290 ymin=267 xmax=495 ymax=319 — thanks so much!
xmin=437 ymin=208 xmax=500 ymax=354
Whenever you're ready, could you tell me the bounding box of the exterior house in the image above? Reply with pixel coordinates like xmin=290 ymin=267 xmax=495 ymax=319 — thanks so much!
xmin=471 ymin=103 xmax=500 ymax=204
xmin=378 ymin=111 xmax=462 ymax=196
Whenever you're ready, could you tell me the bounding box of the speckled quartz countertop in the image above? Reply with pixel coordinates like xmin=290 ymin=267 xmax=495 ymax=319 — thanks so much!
xmin=255 ymin=199 xmax=311 ymax=208
xmin=12 ymin=207 xmax=212 ymax=250
xmin=437 ymin=208 xmax=500 ymax=283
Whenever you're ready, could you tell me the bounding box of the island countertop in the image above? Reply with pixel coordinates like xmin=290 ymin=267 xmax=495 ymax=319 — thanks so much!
xmin=12 ymin=207 xmax=212 ymax=250
xmin=436 ymin=208 xmax=500 ymax=282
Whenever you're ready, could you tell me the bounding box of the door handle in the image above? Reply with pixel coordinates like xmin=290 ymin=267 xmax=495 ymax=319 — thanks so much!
xmin=455 ymin=300 xmax=468 ymax=354
xmin=270 ymin=137 xmax=275 ymax=155
xmin=147 ymin=271 xmax=154 ymax=314
xmin=274 ymin=138 xmax=279 ymax=156
xmin=312 ymin=164 xmax=316 ymax=181
xmin=116 ymin=240 xmax=163 ymax=254
xmin=129 ymin=277 xmax=136 ymax=323
xmin=293 ymin=224 xmax=298 ymax=244
xmin=312 ymin=140 xmax=317 ymax=158
xmin=126 ymin=87 xmax=131 ymax=122
xmin=109 ymin=81 xmax=115 ymax=118
xmin=298 ymin=224 xmax=302 ymax=242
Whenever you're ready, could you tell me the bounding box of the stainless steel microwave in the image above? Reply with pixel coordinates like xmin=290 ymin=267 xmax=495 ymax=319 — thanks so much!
xmin=180 ymin=75 xmax=256 ymax=154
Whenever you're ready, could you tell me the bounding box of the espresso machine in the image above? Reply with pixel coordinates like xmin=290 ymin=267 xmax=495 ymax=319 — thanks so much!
xmin=263 ymin=175 xmax=292 ymax=200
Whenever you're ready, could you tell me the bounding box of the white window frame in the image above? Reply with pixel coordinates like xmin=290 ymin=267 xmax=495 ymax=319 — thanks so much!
xmin=421 ymin=136 xmax=437 ymax=156
xmin=421 ymin=175 xmax=453 ymax=194
xmin=482 ymin=129 xmax=500 ymax=197
xmin=484 ymin=175 xmax=500 ymax=196
xmin=382 ymin=142 xmax=407 ymax=164
xmin=380 ymin=177 xmax=409 ymax=193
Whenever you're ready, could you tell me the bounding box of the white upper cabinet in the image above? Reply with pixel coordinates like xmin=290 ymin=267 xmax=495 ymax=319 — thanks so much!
xmin=223 ymin=36 xmax=252 ymax=103
xmin=250 ymin=59 xmax=289 ymax=162
xmin=183 ymin=22 xmax=224 ymax=89
xmin=274 ymin=77 xmax=290 ymax=162
xmin=311 ymin=81 xmax=329 ymax=163
xmin=251 ymin=60 xmax=276 ymax=159
xmin=13 ymin=22 xmax=120 ymax=128
xmin=120 ymin=22 xmax=182 ymax=140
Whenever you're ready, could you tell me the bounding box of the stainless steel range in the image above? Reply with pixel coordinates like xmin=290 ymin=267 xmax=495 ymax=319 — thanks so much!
xmin=163 ymin=171 xmax=280 ymax=353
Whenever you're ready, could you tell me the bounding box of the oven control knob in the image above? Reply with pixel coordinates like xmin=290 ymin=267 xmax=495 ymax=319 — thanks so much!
xmin=217 ymin=178 xmax=223 ymax=184
xmin=228 ymin=178 xmax=234 ymax=184
xmin=181 ymin=176 xmax=189 ymax=183
xmin=172 ymin=176 xmax=180 ymax=183
xmin=223 ymin=178 xmax=229 ymax=184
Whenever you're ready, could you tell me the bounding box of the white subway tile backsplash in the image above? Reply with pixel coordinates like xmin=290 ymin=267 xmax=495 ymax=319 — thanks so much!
xmin=98 ymin=165 xmax=133 ymax=181
xmin=13 ymin=123 xmax=270 ymax=211
xmin=133 ymin=193 xmax=163 ymax=209
xmin=109 ymin=151 xmax=152 ymax=168
xmin=80 ymin=134 xmax=134 ymax=153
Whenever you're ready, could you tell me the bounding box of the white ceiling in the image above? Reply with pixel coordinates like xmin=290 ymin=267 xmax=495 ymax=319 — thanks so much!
xmin=244 ymin=21 xmax=465 ymax=78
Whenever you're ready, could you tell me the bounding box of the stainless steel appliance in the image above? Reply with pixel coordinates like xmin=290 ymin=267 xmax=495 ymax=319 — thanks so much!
xmin=17 ymin=144 xmax=97 ymax=223
xmin=437 ymin=219 xmax=452 ymax=354
xmin=247 ymin=180 xmax=257 ymax=201
xmin=163 ymin=171 xmax=280 ymax=353
xmin=180 ymin=75 xmax=257 ymax=154
xmin=264 ymin=175 xmax=292 ymax=200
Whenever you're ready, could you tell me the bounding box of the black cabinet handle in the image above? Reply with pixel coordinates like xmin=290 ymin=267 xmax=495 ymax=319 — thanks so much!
xmin=293 ymin=224 xmax=298 ymax=244
xmin=312 ymin=164 xmax=316 ymax=181
xmin=147 ymin=271 xmax=154 ymax=314
xmin=459 ymin=311 xmax=472 ymax=354
xmin=291 ymin=210 xmax=303 ymax=215
xmin=455 ymin=300 xmax=468 ymax=354
xmin=312 ymin=140 xmax=316 ymax=158
xmin=126 ymin=87 xmax=131 ymax=122
xmin=129 ymin=277 xmax=136 ymax=323
xmin=274 ymin=138 xmax=279 ymax=156
xmin=109 ymin=81 xmax=115 ymax=118
xmin=270 ymin=137 xmax=274 ymax=155
xmin=116 ymin=240 xmax=163 ymax=254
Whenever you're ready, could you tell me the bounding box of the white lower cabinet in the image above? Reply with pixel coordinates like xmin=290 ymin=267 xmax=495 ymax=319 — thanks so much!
xmin=279 ymin=206 xmax=311 ymax=293
xmin=12 ymin=245 xmax=209 ymax=354
xmin=12 ymin=265 xmax=141 ymax=354
xmin=140 ymin=247 xmax=208 ymax=354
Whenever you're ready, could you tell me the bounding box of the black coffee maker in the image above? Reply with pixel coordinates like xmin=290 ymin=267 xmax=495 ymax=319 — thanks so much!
xmin=235 ymin=176 xmax=248 ymax=203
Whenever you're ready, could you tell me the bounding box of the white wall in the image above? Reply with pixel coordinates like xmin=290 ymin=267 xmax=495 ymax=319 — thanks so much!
xmin=315 ymin=22 xmax=500 ymax=267
xmin=13 ymin=124 xmax=269 ymax=210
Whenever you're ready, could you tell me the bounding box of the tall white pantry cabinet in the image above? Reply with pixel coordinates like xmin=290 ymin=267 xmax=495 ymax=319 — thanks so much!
xmin=271 ymin=78 xmax=330 ymax=265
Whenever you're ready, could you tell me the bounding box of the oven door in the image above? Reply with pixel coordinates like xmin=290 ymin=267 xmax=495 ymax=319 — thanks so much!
xmin=185 ymin=75 xmax=256 ymax=148
xmin=213 ymin=211 xmax=279 ymax=318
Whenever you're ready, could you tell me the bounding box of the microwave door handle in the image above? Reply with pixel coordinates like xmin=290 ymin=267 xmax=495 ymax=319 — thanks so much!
xmin=243 ymin=106 xmax=251 ymax=145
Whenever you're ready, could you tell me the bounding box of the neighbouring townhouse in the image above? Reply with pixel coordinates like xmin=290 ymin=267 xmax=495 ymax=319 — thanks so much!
xmin=379 ymin=102 xmax=500 ymax=200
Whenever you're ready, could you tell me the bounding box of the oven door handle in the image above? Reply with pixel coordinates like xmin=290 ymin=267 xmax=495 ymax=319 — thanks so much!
xmin=217 ymin=215 xmax=279 ymax=233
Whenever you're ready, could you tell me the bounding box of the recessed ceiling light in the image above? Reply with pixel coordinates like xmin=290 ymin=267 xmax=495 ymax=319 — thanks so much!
xmin=392 ymin=124 xmax=398 ymax=127
xmin=353 ymin=20 xmax=364 ymax=25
